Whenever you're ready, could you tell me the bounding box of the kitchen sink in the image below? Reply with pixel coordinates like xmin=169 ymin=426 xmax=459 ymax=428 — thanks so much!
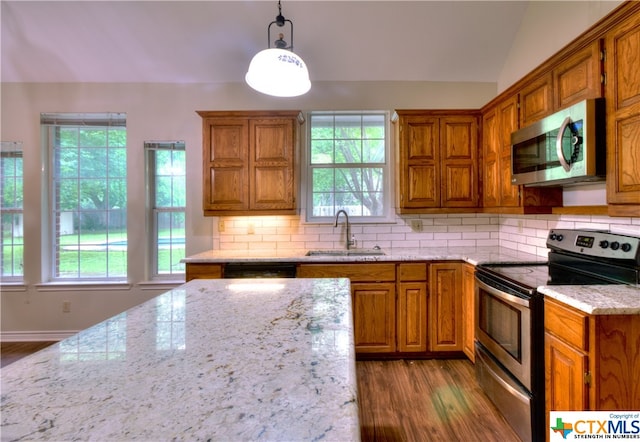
xmin=305 ymin=249 xmax=385 ymax=257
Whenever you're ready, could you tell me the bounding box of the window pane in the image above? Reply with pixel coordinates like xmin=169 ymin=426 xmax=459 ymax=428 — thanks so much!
xmin=46 ymin=114 xmax=127 ymax=281
xmin=146 ymin=141 xmax=185 ymax=278
xmin=335 ymin=139 xmax=362 ymax=163
xmin=310 ymin=139 xmax=334 ymax=164
xmin=1 ymin=144 xmax=24 ymax=279
xmin=308 ymin=113 xmax=388 ymax=221
xmin=79 ymin=128 xmax=107 ymax=147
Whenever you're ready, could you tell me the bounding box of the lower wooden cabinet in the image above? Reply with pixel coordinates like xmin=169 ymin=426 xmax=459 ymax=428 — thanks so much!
xmin=545 ymin=297 xmax=640 ymax=430
xmin=351 ymin=282 xmax=396 ymax=353
xmin=297 ymin=263 xmax=397 ymax=354
xmin=185 ymin=263 xmax=223 ymax=281
xmin=428 ymin=262 xmax=463 ymax=352
xmin=462 ymin=263 xmax=476 ymax=362
xmin=397 ymin=263 xmax=428 ymax=353
xmin=188 ymin=260 xmax=468 ymax=358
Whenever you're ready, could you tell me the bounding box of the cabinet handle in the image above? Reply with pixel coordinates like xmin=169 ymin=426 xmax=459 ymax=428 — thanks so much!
xmin=584 ymin=372 xmax=592 ymax=385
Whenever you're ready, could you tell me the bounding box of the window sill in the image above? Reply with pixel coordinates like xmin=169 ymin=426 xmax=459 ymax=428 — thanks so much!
xmin=35 ymin=281 xmax=132 ymax=292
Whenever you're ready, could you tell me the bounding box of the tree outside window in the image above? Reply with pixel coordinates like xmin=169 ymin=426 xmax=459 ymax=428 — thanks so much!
xmin=307 ymin=112 xmax=389 ymax=221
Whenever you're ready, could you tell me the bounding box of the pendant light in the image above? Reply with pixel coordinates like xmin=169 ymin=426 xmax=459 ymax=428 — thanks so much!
xmin=245 ymin=1 xmax=311 ymax=97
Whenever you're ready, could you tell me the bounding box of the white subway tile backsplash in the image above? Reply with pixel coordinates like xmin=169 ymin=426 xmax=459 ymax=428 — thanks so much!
xmin=214 ymin=213 xmax=637 ymax=252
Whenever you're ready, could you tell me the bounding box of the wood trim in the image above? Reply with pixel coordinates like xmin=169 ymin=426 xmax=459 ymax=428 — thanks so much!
xmin=197 ymin=110 xmax=302 ymax=119
xmin=552 ymin=205 xmax=609 ymax=215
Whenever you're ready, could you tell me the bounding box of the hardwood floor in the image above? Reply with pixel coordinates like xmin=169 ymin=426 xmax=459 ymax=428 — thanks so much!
xmin=357 ymin=359 xmax=521 ymax=442
xmin=1 ymin=341 xmax=57 ymax=368
xmin=2 ymin=343 xmax=521 ymax=441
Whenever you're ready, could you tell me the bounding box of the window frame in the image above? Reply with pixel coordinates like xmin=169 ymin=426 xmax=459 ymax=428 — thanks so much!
xmin=42 ymin=112 xmax=127 ymax=282
xmin=0 ymin=142 xmax=24 ymax=282
xmin=304 ymin=110 xmax=394 ymax=224
xmin=145 ymin=141 xmax=186 ymax=281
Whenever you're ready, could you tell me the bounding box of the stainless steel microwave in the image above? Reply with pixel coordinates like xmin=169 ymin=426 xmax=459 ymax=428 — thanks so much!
xmin=510 ymin=98 xmax=606 ymax=186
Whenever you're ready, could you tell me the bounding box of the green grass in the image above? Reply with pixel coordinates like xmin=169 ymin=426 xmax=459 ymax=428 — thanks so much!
xmin=2 ymin=229 xmax=185 ymax=277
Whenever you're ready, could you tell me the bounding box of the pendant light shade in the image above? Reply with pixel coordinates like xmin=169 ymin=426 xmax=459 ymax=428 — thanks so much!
xmin=245 ymin=1 xmax=311 ymax=97
xmin=245 ymin=48 xmax=311 ymax=97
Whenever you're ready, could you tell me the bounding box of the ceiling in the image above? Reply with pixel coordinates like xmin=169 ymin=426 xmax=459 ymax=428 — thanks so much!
xmin=1 ymin=1 xmax=531 ymax=84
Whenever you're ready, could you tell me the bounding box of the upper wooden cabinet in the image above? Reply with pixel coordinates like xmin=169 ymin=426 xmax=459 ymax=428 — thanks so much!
xmin=554 ymin=39 xmax=604 ymax=109
xmin=519 ymin=72 xmax=554 ymax=127
xmin=605 ymin=7 xmax=640 ymax=216
xmin=198 ymin=111 xmax=300 ymax=216
xmin=520 ymin=40 xmax=604 ymax=128
xmin=395 ymin=110 xmax=480 ymax=213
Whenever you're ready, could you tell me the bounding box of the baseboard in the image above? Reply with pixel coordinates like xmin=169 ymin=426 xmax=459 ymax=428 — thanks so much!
xmin=1 ymin=330 xmax=78 ymax=342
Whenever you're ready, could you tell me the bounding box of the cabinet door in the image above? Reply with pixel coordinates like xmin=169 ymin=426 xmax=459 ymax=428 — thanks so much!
xmin=352 ymin=282 xmax=396 ymax=353
xmin=462 ymin=263 xmax=475 ymax=362
xmin=605 ymin=11 xmax=640 ymax=215
xmin=249 ymin=118 xmax=296 ymax=210
xmin=440 ymin=116 xmax=478 ymax=207
xmin=482 ymin=106 xmax=500 ymax=208
xmin=428 ymin=263 xmax=463 ymax=352
xmin=483 ymin=96 xmax=521 ymax=209
xmin=397 ymin=281 xmax=427 ymax=352
xmin=545 ymin=332 xmax=589 ymax=413
xmin=398 ymin=116 xmax=440 ymax=209
xmin=497 ymin=95 xmax=522 ymax=207
xmin=553 ymin=39 xmax=604 ymax=109
xmin=202 ymin=118 xmax=249 ymax=211
xmin=519 ymin=72 xmax=553 ymax=127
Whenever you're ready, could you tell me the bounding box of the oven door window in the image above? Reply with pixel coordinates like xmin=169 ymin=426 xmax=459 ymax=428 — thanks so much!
xmin=478 ymin=290 xmax=522 ymax=362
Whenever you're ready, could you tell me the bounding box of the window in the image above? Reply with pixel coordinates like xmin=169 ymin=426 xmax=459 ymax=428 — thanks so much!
xmin=307 ymin=112 xmax=391 ymax=222
xmin=145 ymin=141 xmax=186 ymax=279
xmin=42 ymin=113 xmax=127 ymax=281
xmin=1 ymin=142 xmax=24 ymax=281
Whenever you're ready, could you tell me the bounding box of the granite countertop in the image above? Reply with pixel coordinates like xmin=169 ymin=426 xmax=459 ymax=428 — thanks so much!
xmin=182 ymin=245 xmax=547 ymax=266
xmin=182 ymin=246 xmax=640 ymax=315
xmin=1 ymin=278 xmax=360 ymax=441
xmin=538 ymin=285 xmax=640 ymax=315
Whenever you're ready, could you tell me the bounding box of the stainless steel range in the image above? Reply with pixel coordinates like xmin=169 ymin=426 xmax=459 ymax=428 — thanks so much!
xmin=474 ymin=229 xmax=640 ymax=442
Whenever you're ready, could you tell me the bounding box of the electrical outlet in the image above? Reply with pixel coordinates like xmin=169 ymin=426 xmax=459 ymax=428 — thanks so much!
xmin=517 ymin=220 xmax=524 ymax=233
xmin=218 ymin=219 xmax=225 ymax=232
xmin=62 ymin=301 xmax=71 ymax=313
xmin=410 ymin=219 xmax=423 ymax=232
xmin=247 ymin=223 xmax=255 ymax=234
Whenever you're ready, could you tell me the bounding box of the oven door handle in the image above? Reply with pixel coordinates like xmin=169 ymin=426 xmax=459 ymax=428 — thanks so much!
xmin=475 ymin=277 xmax=531 ymax=308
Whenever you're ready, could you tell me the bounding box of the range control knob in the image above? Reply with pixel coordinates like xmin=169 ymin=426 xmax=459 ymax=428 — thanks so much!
xmin=599 ymin=240 xmax=609 ymax=249
xmin=610 ymin=241 xmax=620 ymax=251
xmin=621 ymin=243 xmax=632 ymax=253
xmin=556 ymin=234 xmax=564 ymax=242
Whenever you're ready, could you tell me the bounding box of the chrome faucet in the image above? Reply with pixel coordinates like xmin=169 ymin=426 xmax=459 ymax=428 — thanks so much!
xmin=334 ymin=209 xmax=356 ymax=250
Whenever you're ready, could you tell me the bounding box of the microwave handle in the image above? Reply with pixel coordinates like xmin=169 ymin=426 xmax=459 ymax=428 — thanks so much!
xmin=556 ymin=116 xmax=573 ymax=172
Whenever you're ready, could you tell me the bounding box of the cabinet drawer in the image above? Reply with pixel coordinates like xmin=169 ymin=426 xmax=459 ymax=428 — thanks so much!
xmin=545 ymin=297 xmax=588 ymax=351
xmin=398 ymin=263 xmax=428 ymax=281
xmin=297 ymin=264 xmax=396 ymax=282
xmin=185 ymin=263 xmax=223 ymax=281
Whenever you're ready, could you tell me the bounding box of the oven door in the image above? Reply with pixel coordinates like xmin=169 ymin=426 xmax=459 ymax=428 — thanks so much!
xmin=475 ymin=276 xmax=532 ymax=390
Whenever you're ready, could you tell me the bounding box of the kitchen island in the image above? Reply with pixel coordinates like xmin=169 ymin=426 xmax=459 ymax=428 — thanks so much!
xmin=1 ymin=278 xmax=360 ymax=441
